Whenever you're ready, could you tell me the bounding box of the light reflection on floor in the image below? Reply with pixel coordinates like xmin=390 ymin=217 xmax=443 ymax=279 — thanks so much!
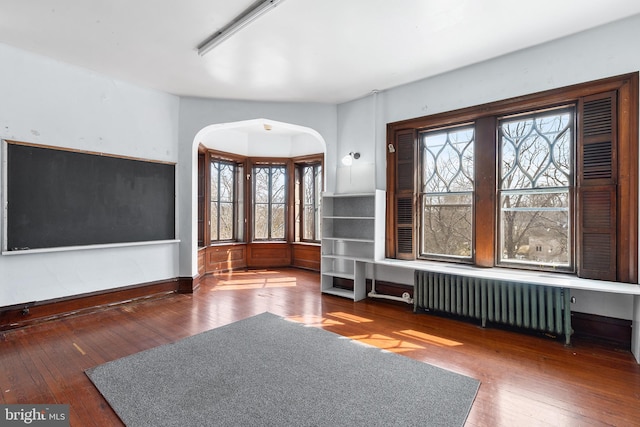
xmin=210 ymin=276 xmax=298 ymax=291
xmin=394 ymin=329 xmax=463 ymax=347
xmin=205 ymin=270 xmax=464 ymax=355
xmin=347 ymin=333 xmax=425 ymax=353
xmin=286 ymin=315 xmax=344 ymax=327
xmin=285 ymin=313 xmax=463 ymax=354
xmin=325 ymin=312 xmax=373 ymax=323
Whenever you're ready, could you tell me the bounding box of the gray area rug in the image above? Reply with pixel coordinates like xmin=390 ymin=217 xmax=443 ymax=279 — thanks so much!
xmin=86 ymin=312 xmax=479 ymax=427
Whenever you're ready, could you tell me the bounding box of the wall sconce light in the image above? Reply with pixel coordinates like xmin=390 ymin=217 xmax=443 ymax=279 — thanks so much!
xmin=341 ymin=152 xmax=360 ymax=166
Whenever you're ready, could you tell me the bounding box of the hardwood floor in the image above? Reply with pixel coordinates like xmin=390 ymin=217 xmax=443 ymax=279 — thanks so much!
xmin=1 ymin=268 xmax=639 ymax=426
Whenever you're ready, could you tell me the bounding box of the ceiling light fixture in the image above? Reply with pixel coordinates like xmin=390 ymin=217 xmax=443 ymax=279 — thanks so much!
xmin=341 ymin=152 xmax=360 ymax=166
xmin=197 ymin=0 xmax=285 ymax=56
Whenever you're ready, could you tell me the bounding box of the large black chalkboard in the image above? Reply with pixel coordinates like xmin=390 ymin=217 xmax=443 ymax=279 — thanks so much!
xmin=6 ymin=142 xmax=175 ymax=251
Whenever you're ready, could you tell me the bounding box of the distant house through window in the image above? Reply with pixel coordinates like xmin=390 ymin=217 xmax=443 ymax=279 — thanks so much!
xmin=387 ymin=73 xmax=638 ymax=283
xmin=498 ymin=107 xmax=573 ymax=270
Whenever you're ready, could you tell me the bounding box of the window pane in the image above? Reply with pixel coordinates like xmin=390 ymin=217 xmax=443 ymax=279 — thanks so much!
xmin=421 ymin=194 xmax=473 ymax=257
xmin=272 ymin=204 xmax=285 ymax=239
xmin=254 ymin=168 xmax=269 ymax=203
xmin=210 ymin=162 xmax=219 ymax=201
xmin=499 ymin=191 xmax=570 ymax=266
xmin=272 ymin=167 xmax=286 ymax=203
xmin=303 ymin=205 xmax=314 ymax=240
xmin=219 ymin=202 xmax=233 ymax=240
xmin=219 ymin=163 xmax=234 ymax=202
xmin=420 ymin=125 xmax=474 ymax=258
xmin=254 ymin=203 xmax=269 ymax=239
xmin=501 ymin=111 xmax=572 ymax=190
xmin=303 ymin=167 xmax=314 ymax=204
xmin=210 ymin=203 xmax=218 ymax=241
xmin=422 ymin=127 xmax=474 ymax=193
xmin=499 ymin=108 xmax=573 ymax=269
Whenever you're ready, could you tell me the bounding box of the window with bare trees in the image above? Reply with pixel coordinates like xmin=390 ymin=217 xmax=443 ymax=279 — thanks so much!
xmin=253 ymin=164 xmax=286 ymax=240
xmin=419 ymin=125 xmax=474 ymax=259
xmin=300 ymin=162 xmax=322 ymax=241
xmin=210 ymin=158 xmax=242 ymax=242
xmin=386 ymin=73 xmax=638 ymax=283
xmin=498 ymin=107 xmax=573 ymax=270
xmin=198 ymin=151 xmax=324 ymax=247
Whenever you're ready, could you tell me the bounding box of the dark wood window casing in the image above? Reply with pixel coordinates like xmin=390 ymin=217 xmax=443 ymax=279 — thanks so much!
xmin=198 ymin=149 xmax=248 ymax=247
xmin=197 ymin=147 xmax=206 ymax=247
xmin=294 ymin=155 xmax=324 ymax=243
xmin=386 ymin=73 xmax=638 ymax=283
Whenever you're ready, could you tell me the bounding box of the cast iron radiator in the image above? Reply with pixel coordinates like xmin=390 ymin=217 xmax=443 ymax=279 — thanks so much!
xmin=414 ymin=270 xmax=573 ymax=345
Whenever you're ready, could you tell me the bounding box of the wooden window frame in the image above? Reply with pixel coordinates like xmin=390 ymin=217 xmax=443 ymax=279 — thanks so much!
xmin=250 ymin=159 xmax=290 ymax=242
xmin=198 ymin=152 xmax=324 ymax=246
xmin=496 ymin=106 xmax=575 ymax=272
xmin=198 ymin=149 xmax=247 ymax=247
xmin=294 ymin=155 xmax=324 ymax=243
xmin=386 ymin=73 xmax=638 ymax=283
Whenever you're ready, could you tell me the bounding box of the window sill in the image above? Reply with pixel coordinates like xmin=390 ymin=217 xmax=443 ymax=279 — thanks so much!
xmin=250 ymin=241 xmax=288 ymax=244
xmin=376 ymin=258 xmax=640 ymax=295
xmin=292 ymin=241 xmax=321 ymax=247
xmin=208 ymin=241 xmax=246 ymax=247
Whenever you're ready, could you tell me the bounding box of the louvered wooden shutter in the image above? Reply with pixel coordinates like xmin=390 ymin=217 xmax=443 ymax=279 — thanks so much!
xmin=394 ymin=129 xmax=416 ymax=259
xmin=197 ymin=151 xmax=206 ymax=247
xmin=577 ymin=92 xmax=617 ymax=280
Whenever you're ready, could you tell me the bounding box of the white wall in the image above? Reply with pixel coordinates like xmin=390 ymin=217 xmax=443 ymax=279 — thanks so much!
xmin=336 ymin=14 xmax=640 ymax=319
xmin=2 ymin=13 xmax=639 ymax=321
xmin=177 ymin=97 xmax=337 ymax=278
xmin=0 ymin=43 xmax=180 ymax=307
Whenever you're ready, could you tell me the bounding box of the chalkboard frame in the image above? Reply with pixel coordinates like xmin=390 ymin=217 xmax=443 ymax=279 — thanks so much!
xmin=2 ymin=140 xmax=176 ymax=253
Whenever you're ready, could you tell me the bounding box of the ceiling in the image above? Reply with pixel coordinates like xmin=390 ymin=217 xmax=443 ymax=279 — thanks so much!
xmin=1 ymin=1 xmax=640 ymax=104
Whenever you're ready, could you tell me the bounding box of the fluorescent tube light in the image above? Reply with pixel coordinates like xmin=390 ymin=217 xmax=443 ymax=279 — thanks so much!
xmin=197 ymin=0 xmax=285 ymax=56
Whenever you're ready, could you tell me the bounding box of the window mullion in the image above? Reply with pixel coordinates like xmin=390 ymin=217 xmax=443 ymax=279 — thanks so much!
xmin=267 ymin=167 xmax=273 ymax=240
xmin=475 ymin=116 xmax=497 ymax=267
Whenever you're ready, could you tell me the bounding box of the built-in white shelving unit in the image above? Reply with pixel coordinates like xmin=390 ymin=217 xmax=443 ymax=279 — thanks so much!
xmin=321 ymin=190 xmax=385 ymax=301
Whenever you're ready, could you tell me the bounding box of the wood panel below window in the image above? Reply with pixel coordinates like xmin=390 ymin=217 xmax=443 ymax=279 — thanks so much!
xmin=291 ymin=243 xmax=321 ymax=271
xmin=247 ymin=242 xmax=291 ymax=268
xmin=204 ymin=244 xmax=248 ymax=273
xmin=201 ymin=243 xmax=320 ymax=275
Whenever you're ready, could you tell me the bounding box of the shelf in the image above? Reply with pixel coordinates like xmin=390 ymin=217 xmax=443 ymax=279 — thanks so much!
xmin=322 ymin=192 xmax=374 ymax=198
xmin=322 ymin=270 xmax=354 ymax=280
xmin=322 ymin=237 xmax=374 ymax=243
xmin=321 ymin=190 xmax=385 ymax=301
xmin=322 ymin=254 xmax=374 ymax=262
xmin=323 ymin=216 xmax=375 ymax=220
xmin=321 ymin=287 xmax=355 ymax=299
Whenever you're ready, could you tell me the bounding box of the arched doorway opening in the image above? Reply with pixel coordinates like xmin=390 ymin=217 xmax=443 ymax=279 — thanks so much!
xmin=191 ymin=118 xmax=326 ymax=278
